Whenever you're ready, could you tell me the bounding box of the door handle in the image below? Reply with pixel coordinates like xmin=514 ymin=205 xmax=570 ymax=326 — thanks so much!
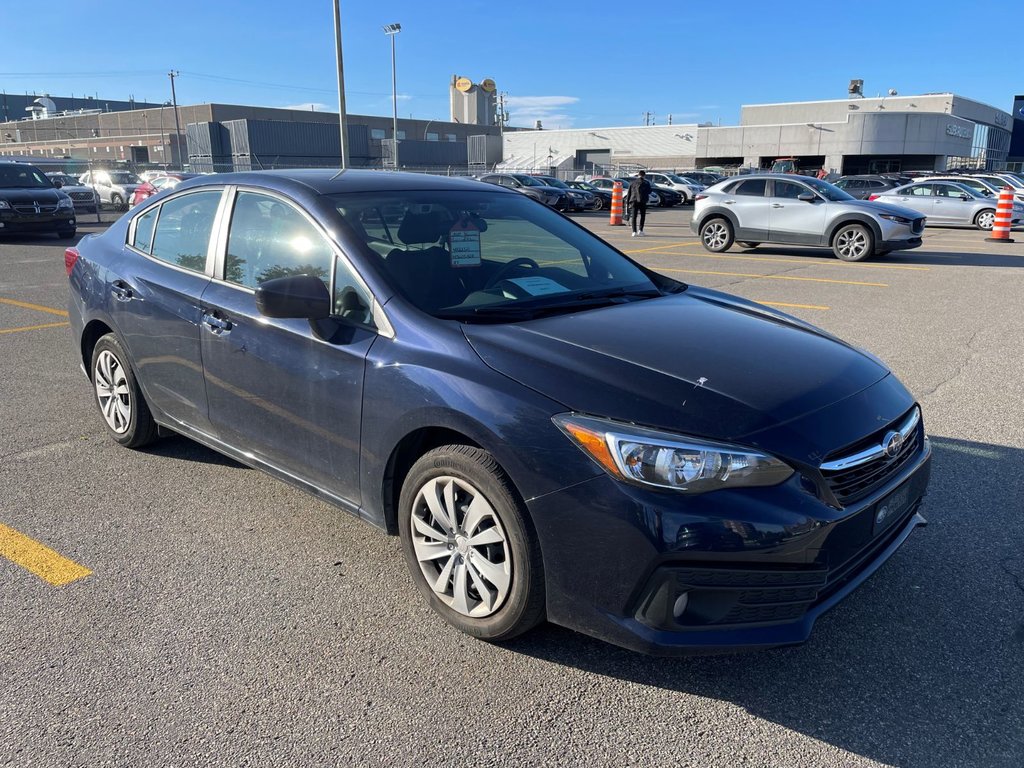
xmin=771 ymin=203 xmax=784 ymax=208
xmin=723 ymin=199 xmax=736 ymax=205
xmin=202 ymin=312 xmax=232 ymax=334
xmin=110 ymin=280 xmax=134 ymax=302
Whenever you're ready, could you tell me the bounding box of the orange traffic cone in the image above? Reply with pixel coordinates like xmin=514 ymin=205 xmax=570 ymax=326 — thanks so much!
xmin=985 ymin=186 xmax=1016 ymax=243
xmin=609 ymin=181 xmax=624 ymax=226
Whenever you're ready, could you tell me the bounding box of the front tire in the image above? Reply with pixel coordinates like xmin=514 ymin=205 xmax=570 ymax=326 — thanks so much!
xmin=975 ymin=209 xmax=996 ymax=230
xmin=110 ymin=193 xmax=126 ymax=211
xmin=832 ymin=223 xmax=874 ymax=261
xmin=398 ymin=445 xmax=545 ymax=642
xmin=699 ymin=217 xmax=734 ymax=252
xmin=91 ymin=334 xmax=158 ymax=448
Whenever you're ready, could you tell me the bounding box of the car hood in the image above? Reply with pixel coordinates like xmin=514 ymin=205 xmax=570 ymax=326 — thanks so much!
xmin=854 ymin=198 xmax=926 ymax=218
xmin=463 ymin=286 xmax=891 ymax=442
xmin=0 ymin=187 xmax=63 ymax=204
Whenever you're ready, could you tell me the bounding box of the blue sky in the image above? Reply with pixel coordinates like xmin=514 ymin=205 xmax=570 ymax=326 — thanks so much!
xmin=1 ymin=1 xmax=1018 ymax=129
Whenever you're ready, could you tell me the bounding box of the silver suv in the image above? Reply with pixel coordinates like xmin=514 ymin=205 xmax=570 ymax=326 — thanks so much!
xmin=78 ymin=169 xmax=142 ymax=211
xmin=692 ymin=175 xmax=925 ymax=261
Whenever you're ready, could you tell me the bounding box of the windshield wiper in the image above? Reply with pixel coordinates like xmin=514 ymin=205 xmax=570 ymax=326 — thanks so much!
xmin=438 ymin=288 xmax=663 ymax=322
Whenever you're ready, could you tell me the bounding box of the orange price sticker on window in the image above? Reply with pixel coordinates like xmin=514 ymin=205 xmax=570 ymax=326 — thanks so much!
xmin=449 ymin=219 xmax=482 ymax=267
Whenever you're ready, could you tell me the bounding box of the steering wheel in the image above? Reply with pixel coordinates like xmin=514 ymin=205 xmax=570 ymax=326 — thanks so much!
xmin=483 ymin=257 xmax=540 ymax=290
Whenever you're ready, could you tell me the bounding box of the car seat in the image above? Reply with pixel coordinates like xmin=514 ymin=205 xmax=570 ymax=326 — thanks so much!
xmin=385 ymin=210 xmax=467 ymax=311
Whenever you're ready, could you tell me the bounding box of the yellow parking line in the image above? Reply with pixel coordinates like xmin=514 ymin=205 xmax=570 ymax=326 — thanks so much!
xmin=628 ymin=246 xmax=931 ymax=271
xmin=0 ymin=321 xmax=70 ymax=336
xmin=0 ymin=523 xmax=92 ymax=587
xmin=659 ymin=268 xmax=888 ymax=287
xmin=0 ymin=297 xmax=69 ymax=318
xmin=761 ymin=301 xmax=830 ymax=311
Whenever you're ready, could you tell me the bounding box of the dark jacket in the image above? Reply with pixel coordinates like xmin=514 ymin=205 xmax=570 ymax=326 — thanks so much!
xmin=627 ymin=177 xmax=652 ymax=204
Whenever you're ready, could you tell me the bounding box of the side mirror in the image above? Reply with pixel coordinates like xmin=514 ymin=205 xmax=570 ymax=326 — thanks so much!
xmin=797 ymin=192 xmax=817 ymax=202
xmin=52 ymin=180 xmax=64 ymax=188
xmin=255 ymin=274 xmax=331 ymax=320
xmin=960 ymin=194 xmax=971 ymax=201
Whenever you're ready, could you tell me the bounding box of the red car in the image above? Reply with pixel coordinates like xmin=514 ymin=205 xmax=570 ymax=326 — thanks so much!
xmin=130 ymin=173 xmax=200 ymax=206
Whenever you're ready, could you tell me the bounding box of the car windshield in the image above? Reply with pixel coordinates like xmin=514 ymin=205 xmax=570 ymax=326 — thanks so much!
xmin=574 ymin=181 xmax=598 ymax=191
xmin=49 ymin=174 xmax=77 ymax=185
xmin=799 ymin=177 xmax=854 ymax=202
xmin=109 ymin=172 xmax=140 ymax=184
xmin=539 ymin=177 xmax=569 ymax=189
xmin=998 ymin=175 xmax=1024 ymax=189
xmin=513 ymin=175 xmax=545 ymax=187
xmin=666 ymin=174 xmax=690 ymax=184
xmin=0 ymin=165 xmax=52 ymax=188
xmin=331 ymin=190 xmax=671 ymax=321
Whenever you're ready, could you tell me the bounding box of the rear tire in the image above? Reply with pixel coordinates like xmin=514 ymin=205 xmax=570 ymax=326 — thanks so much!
xmin=974 ymin=209 xmax=996 ymax=230
xmin=90 ymin=333 xmax=158 ymax=448
xmin=832 ymin=223 xmax=873 ymax=262
xmin=398 ymin=445 xmax=545 ymax=643
xmin=699 ymin=217 xmax=734 ymax=252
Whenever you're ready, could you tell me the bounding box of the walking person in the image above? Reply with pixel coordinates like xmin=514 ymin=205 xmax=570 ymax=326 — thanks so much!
xmin=628 ymin=171 xmax=652 ymax=237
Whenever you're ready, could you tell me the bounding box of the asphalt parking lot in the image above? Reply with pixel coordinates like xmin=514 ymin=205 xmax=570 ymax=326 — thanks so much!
xmin=1 ymin=207 xmax=1022 ymax=767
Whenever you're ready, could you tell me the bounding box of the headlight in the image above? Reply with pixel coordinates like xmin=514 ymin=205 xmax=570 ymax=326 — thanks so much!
xmin=879 ymin=214 xmax=912 ymax=225
xmin=0 ymin=199 xmax=10 ymax=210
xmin=553 ymin=414 xmax=793 ymax=494
xmin=57 ymin=197 xmax=74 ymax=209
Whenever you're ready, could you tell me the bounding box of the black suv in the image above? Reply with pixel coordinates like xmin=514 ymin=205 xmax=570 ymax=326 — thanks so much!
xmin=833 ymin=175 xmax=903 ymax=200
xmin=0 ymin=162 xmax=77 ymax=238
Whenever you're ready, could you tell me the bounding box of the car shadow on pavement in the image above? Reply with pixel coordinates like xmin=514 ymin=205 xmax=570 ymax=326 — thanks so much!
xmin=736 ymin=244 xmax=1024 ymax=268
xmin=140 ymin=434 xmax=248 ymax=470
xmin=504 ymin=436 xmax=1024 ymax=768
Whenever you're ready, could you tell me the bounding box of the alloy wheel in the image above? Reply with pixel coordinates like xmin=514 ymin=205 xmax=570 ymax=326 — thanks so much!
xmin=410 ymin=476 xmax=512 ymax=618
xmin=94 ymin=350 xmax=132 ymax=434
xmin=836 ymin=228 xmax=868 ymax=259
xmin=702 ymin=222 xmax=729 ymax=250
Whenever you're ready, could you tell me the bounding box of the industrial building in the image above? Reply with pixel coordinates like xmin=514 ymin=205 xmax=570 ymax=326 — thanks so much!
xmin=0 ymin=90 xmax=506 ymax=172
xmin=500 ymin=88 xmax=1024 ymax=177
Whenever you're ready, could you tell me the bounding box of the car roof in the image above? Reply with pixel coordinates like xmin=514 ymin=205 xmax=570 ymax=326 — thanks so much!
xmin=173 ymin=169 xmax=509 ymax=196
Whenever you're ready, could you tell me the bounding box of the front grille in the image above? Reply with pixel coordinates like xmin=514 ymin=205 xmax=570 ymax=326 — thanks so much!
xmin=821 ymin=410 xmax=923 ymax=506
xmin=912 ymin=218 xmax=925 ymax=234
xmin=69 ymin=192 xmax=93 ymax=201
xmin=13 ymin=203 xmax=58 ymax=214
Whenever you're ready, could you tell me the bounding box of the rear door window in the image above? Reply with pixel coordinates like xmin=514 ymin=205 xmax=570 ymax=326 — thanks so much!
xmin=149 ymin=190 xmax=223 ymax=272
xmin=733 ymin=179 xmax=767 ymax=197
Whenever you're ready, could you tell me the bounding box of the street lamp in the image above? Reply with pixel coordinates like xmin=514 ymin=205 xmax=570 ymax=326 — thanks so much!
xmin=383 ymin=22 xmax=401 ymax=169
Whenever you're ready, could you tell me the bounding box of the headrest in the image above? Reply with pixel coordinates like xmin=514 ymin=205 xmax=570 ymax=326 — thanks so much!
xmin=398 ymin=211 xmax=448 ymax=245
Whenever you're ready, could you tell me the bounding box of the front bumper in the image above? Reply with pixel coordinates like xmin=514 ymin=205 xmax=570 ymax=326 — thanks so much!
xmin=0 ymin=210 xmax=76 ymax=233
xmin=528 ymin=430 xmax=931 ymax=655
xmin=879 ymin=236 xmax=923 ymax=252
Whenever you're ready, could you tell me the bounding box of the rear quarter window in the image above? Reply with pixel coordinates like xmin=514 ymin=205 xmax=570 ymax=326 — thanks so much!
xmin=131 ymin=207 xmax=159 ymax=253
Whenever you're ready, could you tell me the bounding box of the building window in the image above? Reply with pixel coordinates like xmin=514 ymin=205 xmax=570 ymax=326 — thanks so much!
xmin=370 ymin=128 xmax=385 ymax=140
xmin=445 ymin=134 xmax=457 ymax=142
xmin=426 ymin=132 xmax=439 ymax=141
xmin=396 ymin=130 xmax=406 ymax=140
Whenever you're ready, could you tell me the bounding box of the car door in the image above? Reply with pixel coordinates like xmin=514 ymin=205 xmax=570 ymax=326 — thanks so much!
xmin=889 ymin=184 xmax=935 ymax=218
xmin=768 ymin=179 xmax=826 ymax=244
xmin=199 ymin=188 xmax=378 ymax=503
xmin=110 ymin=188 xmax=225 ymax=432
xmin=721 ymin=178 xmax=771 ymax=240
xmin=931 ymin=183 xmax=974 ymax=225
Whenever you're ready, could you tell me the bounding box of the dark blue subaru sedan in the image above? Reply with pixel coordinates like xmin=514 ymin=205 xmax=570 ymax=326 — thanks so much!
xmin=66 ymin=170 xmax=931 ymax=654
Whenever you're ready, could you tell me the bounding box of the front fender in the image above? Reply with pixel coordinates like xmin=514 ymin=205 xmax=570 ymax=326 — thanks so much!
xmin=826 ymin=213 xmax=883 ymax=246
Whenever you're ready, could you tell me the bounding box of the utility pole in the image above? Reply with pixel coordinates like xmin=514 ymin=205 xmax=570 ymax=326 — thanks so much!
xmin=332 ymin=0 xmax=350 ymax=169
xmin=168 ymin=70 xmax=182 ymax=170
xmin=497 ymin=91 xmax=508 ymax=136
xmin=642 ymin=111 xmax=654 ymax=126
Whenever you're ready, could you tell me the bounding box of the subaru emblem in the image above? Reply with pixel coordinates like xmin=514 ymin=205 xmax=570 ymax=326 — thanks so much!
xmin=882 ymin=431 xmax=903 ymax=459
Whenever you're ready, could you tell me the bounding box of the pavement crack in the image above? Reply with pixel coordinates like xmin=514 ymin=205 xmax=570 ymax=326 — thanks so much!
xmin=917 ymin=329 xmax=982 ymax=403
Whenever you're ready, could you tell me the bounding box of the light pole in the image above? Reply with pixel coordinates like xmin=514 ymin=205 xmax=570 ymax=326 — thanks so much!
xmin=383 ymin=23 xmax=401 ymax=169
xmin=422 ymin=119 xmax=435 ymax=140
xmin=333 ymin=0 xmax=350 ymax=169
xmin=168 ymin=70 xmax=182 ymax=170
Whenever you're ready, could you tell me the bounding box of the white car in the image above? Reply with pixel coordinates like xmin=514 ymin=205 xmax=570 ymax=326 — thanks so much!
xmin=970 ymin=173 xmax=1024 ymax=205
xmin=78 ymin=169 xmax=143 ymax=211
xmin=643 ymin=172 xmax=704 ymax=204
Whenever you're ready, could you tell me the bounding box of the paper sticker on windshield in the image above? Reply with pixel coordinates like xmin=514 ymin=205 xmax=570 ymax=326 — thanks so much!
xmin=506 ymin=277 xmax=568 ymax=296
xmin=449 ymin=219 xmax=482 ymax=268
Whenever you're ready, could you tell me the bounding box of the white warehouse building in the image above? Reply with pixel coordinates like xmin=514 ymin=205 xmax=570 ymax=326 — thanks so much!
xmin=497 ymin=91 xmax=1016 ymax=177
